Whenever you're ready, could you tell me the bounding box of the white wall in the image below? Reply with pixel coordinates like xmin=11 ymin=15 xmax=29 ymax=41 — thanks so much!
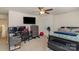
xmin=9 ymin=10 xmax=54 ymax=36
xmin=53 ymin=11 xmax=79 ymax=31
xmin=37 ymin=15 xmax=54 ymax=36
xmin=8 ymin=10 xmax=79 ymax=35
xmin=9 ymin=10 xmax=37 ymax=28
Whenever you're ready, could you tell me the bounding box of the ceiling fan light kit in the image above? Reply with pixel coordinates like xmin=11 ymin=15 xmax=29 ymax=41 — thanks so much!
xmin=38 ymin=7 xmax=53 ymax=15
xmin=40 ymin=10 xmax=45 ymax=14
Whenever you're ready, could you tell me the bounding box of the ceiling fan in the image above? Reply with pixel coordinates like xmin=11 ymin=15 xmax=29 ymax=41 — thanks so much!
xmin=38 ymin=7 xmax=53 ymax=15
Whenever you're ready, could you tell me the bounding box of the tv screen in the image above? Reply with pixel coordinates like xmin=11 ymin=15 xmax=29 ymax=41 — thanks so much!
xmin=23 ymin=17 xmax=36 ymax=24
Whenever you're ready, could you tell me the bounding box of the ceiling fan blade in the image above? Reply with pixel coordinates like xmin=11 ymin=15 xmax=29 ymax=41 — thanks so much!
xmin=45 ymin=9 xmax=53 ymax=11
xmin=38 ymin=7 xmax=44 ymax=10
xmin=45 ymin=11 xmax=50 ymax=14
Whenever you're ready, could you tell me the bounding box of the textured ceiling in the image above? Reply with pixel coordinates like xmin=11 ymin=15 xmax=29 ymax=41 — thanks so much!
xmin=0 ymin=7 xmax=79 ymax=15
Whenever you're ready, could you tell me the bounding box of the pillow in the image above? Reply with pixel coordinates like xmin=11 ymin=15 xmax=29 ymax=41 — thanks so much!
xmin=54 ymin=31 xmax=78 ymax=36
xmin=71 ymin=28 xmax=79 ymax=32
xmin=58 ymin=27 xmax=70 ymax=32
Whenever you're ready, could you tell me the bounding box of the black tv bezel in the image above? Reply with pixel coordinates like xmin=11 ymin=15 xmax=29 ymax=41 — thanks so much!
xmin=23 ymin=17 xmax=36 ymax=24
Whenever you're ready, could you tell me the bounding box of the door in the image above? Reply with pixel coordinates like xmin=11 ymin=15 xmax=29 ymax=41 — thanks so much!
xmin=0 ymin=18 xmax=8 ymax=51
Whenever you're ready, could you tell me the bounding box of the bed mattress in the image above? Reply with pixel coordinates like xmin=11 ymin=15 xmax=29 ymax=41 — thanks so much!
xmin=50 ymin=32 xmax=79 ymax=42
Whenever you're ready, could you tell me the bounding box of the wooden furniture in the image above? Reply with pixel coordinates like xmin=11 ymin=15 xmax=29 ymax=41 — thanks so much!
xmin=48 ymin=35 xmax=79 ymax=51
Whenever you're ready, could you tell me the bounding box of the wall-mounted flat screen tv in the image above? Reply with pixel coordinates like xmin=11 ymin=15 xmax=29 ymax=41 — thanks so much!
xmin=23 ymin=17 xmax=36 ymax=24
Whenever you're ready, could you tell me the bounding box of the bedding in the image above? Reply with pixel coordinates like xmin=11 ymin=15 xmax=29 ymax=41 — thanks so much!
xmin=50 ymin=31 xmax=79 ymax=42
xmin=54 ymin=31 xmax=78 ymax=36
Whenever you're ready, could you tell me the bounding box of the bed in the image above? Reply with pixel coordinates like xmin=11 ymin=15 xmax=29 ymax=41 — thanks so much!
xmin=50 ymin=31 xmax=79 ymax=42
xmin=48 ymin=27 xmax=79 ymax=51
